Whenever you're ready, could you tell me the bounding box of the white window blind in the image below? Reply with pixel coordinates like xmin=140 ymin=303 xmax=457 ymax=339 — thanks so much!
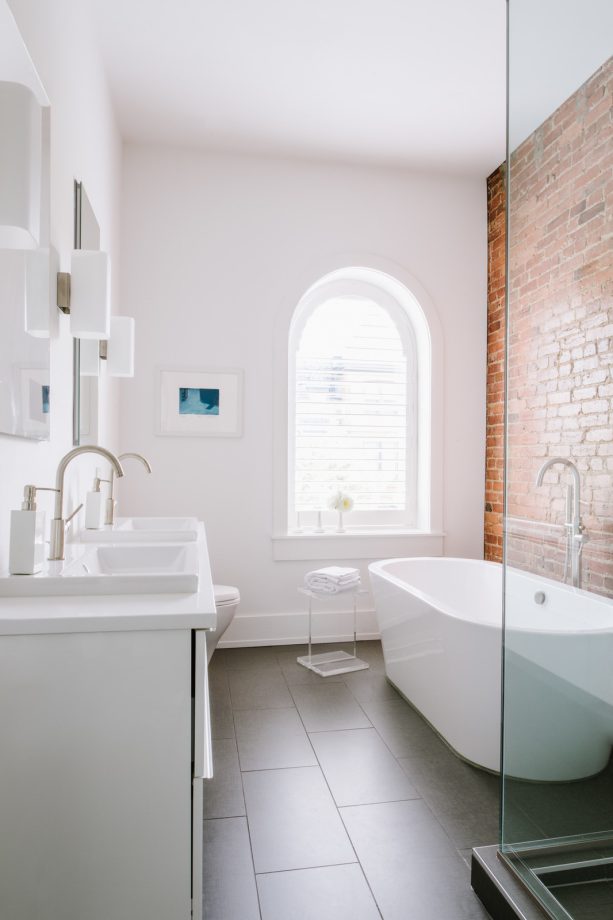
xmin=294 ymin=296 xmax=408 ymax=513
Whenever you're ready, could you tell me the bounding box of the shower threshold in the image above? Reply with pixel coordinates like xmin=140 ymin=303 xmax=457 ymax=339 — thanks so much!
xmin=499 ymin=834 xmax=613 ymax=919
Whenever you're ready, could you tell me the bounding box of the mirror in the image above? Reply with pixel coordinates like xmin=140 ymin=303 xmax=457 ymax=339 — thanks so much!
xmin=73 ymin=181 xmax=101 ymax=446
xmin=0 ymin=0 xmax=51 ymax=440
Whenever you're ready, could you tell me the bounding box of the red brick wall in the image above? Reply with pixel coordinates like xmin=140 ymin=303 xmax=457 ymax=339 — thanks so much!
xmin=492 ymin=57 xmax=613 ymax=596
xmin=484 ymin=164 xmax=506 ymax=563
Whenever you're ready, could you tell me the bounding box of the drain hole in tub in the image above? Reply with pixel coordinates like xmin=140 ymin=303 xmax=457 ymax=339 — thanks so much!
xmin=534 ymin=591 xmax=546 ymax=605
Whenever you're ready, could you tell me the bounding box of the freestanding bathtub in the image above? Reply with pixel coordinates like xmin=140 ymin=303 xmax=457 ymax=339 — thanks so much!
xmin=368 ymin=557 xmax=613 ymax=782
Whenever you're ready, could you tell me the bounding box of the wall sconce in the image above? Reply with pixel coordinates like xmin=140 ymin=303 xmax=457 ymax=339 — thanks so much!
xmin=0 ymin=82 xmax=42 ymax=250
xmin=105 ymin=316 xmax=135 ymax=377
xmin=56 ymin=249 xmax=110 ymax=340
xmin=78 ymin=316 xmax=135 ymax=378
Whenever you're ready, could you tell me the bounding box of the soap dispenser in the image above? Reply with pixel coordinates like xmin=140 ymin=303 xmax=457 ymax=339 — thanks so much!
xmin=9 ymin=485 xmax=48 ymax=575
xmin=84 ymin=470 xmax=106 ymax=530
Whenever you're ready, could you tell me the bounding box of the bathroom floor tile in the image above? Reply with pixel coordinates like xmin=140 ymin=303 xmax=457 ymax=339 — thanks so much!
xmin=290 ymin=683 xmax=371 ymax=732
xmin=203 ymin=738 xmax=245 ymax=819
xmin=235 ymin=708 xmax=317 ymax=771
xmin=256 ymin=864 xmax=381 ymax=920
xmin=340 ymin=801 xmax=490 ymax=920
xmin=360 ymin=698 xmax=442 ymax=758
xmin=214 ymin=645 xmax=281 ymax=671
xmin=229 ymin=668 xmax=294 ymax=710
xmin=202 ymin=817 xmax=260 ymax=920
xmin=309 ymin=728 xmax=419 ymax=807
xmin=209 ymin=674 xmax=236 ymax=740
xmin=242 ymin=766 xmax=356 ymax=873
xmin=342 ymin=670 xmax=400 ymax=704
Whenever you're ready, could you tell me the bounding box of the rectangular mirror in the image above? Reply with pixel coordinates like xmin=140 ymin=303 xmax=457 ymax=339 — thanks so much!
xmin=0 ymin=0 xmax=51 ymax=441
xmin=73 ymin=181 xmax=101 ymax=445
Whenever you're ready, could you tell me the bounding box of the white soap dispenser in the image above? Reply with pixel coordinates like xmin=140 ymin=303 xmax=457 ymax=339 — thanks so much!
xmin=84 ymin=470 xmax=105 ymax=530
xmin=9 ymin=485 xmax=47 ymax=575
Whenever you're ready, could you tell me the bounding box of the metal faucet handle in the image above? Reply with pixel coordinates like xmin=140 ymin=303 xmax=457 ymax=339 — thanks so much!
xmin=65 ymin=503 xmax=83 ymax=527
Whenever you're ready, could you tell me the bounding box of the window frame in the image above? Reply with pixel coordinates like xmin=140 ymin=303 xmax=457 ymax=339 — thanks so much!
xmin=288 ymin=277 xmax=419 ymax=530
xmin=271 ymin=261 xmax=444 ymax=561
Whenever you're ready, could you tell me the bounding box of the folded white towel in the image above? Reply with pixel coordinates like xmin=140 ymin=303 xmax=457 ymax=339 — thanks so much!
xmin=306 ymin=566 xmax=360 ymax=583
xmin=304 ymin=566 xmax=361 ymax=594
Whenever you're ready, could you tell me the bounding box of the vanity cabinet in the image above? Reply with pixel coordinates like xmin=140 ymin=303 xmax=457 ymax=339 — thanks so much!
xmin=0 ymin=626 xmax=211 ymax=920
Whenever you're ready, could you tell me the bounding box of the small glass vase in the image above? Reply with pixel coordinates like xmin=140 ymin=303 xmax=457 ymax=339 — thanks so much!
xmin=336 ymin=510 xmax=345 ymax=534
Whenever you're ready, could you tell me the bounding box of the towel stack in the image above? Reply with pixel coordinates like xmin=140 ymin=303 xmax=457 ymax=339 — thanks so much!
xmin=304 ymin=566 xmax=361 ymax=594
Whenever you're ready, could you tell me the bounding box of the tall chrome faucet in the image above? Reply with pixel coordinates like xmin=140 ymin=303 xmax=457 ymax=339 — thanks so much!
xmin=103 ymin=452 xmax=152 ymax=526
xmin=535 ymin=456 xmax=586 ymax=588
xmin=50 ymin=446 xmax=125 ymax=560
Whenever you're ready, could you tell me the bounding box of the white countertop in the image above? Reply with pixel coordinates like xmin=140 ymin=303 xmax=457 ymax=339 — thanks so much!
xmin=0 ymin=522 xmax=217 ymax=636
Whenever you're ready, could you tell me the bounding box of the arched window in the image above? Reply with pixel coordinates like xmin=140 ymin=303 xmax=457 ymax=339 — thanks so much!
xmin=288 ymin=267 xmax=431 ymax=532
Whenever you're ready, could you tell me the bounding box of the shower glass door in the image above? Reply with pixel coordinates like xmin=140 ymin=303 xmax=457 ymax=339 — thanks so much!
xmin=501 ymin=1 xmax=613 ymax=918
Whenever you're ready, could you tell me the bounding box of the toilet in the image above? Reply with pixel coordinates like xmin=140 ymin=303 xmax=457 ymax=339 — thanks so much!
xmin=208 ymin=584 xmax=240 ymax=661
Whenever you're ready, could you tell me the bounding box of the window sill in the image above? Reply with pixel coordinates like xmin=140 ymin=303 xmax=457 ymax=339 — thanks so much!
xmin=271 ymin=530 xmax=445 ymax=561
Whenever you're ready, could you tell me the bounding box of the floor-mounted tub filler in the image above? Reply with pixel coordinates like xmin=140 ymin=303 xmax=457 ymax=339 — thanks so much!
xmin=369 ymin=557 xmax=613 ymax=782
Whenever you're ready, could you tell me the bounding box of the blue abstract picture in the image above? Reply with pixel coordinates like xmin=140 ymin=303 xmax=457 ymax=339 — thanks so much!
xmin=42 ymin=385 xmax=50 ymax=414
xmin=179 ymin=387 xmax=220 ymax=415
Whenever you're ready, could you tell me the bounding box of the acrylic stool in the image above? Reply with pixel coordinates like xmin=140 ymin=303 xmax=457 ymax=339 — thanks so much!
xmin=296 ymin=585 xmax=370 ymax=677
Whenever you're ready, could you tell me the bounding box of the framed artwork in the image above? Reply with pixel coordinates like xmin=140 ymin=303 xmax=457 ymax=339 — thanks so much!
xmin=157 ymin=368 xmax=243 ymax=437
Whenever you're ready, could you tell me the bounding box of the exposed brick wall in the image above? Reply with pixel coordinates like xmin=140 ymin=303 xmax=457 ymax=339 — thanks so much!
xmin=503 ymin=57 xmax=613 ymax=596
xmin=484 ymin=164 xmax=506 ymax=563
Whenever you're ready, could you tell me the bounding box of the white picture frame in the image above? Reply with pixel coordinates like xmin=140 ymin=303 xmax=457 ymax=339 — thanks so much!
xmin=157 ymin=367 xmax=243 ymax=438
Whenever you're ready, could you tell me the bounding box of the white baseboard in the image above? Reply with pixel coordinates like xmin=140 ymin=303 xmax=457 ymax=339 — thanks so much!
xmin=218 ymin=608 xmax=380 ymax=648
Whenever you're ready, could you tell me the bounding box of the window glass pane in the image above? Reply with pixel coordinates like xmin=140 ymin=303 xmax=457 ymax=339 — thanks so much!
xmin=295 ymin=295 xmax=407 ymax=512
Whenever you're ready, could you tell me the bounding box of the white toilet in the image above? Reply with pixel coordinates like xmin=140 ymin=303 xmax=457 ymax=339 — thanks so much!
xmin=208 ymin=584 xmax=240 ymax=661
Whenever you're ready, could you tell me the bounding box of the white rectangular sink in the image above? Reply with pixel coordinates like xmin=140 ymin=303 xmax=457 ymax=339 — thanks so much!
xmin=80 ymin=516 xmax=200 ymax=543
xmin=0 ymin=543 xmax=200 ymax=597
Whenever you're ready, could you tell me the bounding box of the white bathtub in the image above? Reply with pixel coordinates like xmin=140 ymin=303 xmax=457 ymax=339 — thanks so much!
xmin=368 ymin=557 xmax=613 ymax=781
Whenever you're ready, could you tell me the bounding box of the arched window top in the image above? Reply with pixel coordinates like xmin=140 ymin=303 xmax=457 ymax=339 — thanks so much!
xmin=288 ymin=267 xmax=432 ymax=531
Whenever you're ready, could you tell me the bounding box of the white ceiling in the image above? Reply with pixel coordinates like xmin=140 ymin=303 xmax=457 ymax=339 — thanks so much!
xmin=91 ymin=0 xmax=507 ymax=176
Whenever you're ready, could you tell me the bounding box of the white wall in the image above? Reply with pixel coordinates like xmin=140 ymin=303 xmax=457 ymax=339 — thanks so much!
xmin=120 ymin=146 xmax=487 ymax=642
xmin=0 ymin=0 xmax=122 ymax=569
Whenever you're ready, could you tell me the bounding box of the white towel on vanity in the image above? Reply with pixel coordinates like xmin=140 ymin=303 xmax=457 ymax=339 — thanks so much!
xmin=304 ymin=566 xmax=361 ymax=594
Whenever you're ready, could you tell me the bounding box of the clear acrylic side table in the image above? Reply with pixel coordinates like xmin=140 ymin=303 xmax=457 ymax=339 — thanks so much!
xmin=297 ymin=585 xmax=370 ymax=677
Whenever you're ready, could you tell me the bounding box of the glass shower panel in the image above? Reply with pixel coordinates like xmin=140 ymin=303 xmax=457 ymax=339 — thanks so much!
xmin=502 ymin=1 xmax=613 ymax=918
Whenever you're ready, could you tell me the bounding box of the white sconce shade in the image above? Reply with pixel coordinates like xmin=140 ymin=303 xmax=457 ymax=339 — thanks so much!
xmin=24 ymin=248 xmax=50 ymax=337
xmin=0 ymin=82 xmax=42 ymax=250
xmin=107 ymin=316 xmax=135 ymax=377
xmin=69 ymin=249 xmax=110 ymax=340
xmin=80 ymin=338 xmax=100 ymax=377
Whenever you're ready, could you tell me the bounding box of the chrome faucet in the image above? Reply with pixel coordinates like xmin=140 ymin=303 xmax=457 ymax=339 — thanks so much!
xmin=104 ymin=452 xmax=152 ymax=526
xmin=535 ymin=456 xmax=586 ymax=587
xmin=49 ymin=446 xmax=124 ymax=560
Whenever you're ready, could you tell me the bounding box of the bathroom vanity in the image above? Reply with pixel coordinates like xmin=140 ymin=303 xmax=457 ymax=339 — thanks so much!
xmin=0 ymin=523 xmax=216 ymax=920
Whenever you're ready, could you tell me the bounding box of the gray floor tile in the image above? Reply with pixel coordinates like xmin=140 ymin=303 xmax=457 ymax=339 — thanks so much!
xmin=203 ymin=738 xmax=245 ymax=819
xmin=235 ymin=708 xmax=318 ymax=771
xmin=229 ymin=668 xmax=294 ymax=710
xmin=257 ymin=864 xmax=381 ymax=920
xmin=398 ymin=746 xmax=500 ymax=848
xmin=360 ymin=698 xmax=442 ymax=758
xmin=209 ymin=672 xmax=236 ymax=740
xmin=309 ymin=728 xmax=419 ymax=807
xmin=214 ymin=645 xmax=281 ymax=671
xmin=342 ymin=670 xmax=400 ymax=703
xmin=202 ymin=817 xmax=260 ymax=920
xmin=242 ymin=766 xmax=356 ymax=873
xmin=341 ymin=801 xmax=490 ymax=919
xmin=290 ymin=684 xmax=371 ymax=732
